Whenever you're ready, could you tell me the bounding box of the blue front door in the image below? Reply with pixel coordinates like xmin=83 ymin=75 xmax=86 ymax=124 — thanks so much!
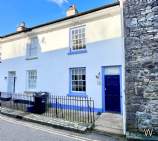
xmin=104 ymin=75 xmax=121 ymax=113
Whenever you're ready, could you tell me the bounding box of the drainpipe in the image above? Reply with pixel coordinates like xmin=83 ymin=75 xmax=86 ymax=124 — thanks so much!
xmin=119 ymin=0 xmax=126 ymax=135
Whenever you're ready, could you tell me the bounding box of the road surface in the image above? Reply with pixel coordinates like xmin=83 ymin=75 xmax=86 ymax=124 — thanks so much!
xmin=0 ymin=115 xmax=124 ymax=141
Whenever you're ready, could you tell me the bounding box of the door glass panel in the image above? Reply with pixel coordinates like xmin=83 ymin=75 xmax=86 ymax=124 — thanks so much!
xmin=104 ymin=67 xmax=120 ymax=75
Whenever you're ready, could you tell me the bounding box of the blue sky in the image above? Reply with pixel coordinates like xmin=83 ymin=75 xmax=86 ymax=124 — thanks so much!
xmin=0 ymin=0 xmax=116 ymax=36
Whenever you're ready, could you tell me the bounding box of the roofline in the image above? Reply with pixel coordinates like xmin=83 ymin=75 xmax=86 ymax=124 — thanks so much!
xmin=1 ymin=2 xmax=120 ymax=38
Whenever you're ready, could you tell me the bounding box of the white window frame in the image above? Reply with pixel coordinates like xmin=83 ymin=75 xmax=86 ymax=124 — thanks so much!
xmin=26 ymin=37 xmax=38 ymax=59
xmin=70 ymin=67 xmax=86 ymax=93
xmin=70 ymin=25 xmax=86 ymax=51
xmin=26 ymin=70 xmax=37 ymax=91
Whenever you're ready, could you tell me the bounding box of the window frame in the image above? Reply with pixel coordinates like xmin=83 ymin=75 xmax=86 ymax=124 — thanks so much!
xmin=69 ymin=25 xmax=86 ymax=53
xmin=26 ymin=37 xmax=38 ymax=59
xmin=26 ymin=70 xmax=37 ymax=91
xmin=69 ymin=67 xmax=86 ymax=96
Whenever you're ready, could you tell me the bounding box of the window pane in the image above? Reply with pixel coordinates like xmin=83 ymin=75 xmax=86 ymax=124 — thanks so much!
xmin=72 ymin=86 xmax=76 ymax=91
xmin=79 ymin=86 xmax=82 ymax=91
xmin=82 ymin=75 xmax=85 ymax=80
xmin=79 ymin=75 xmax=82 ymax=80
xmin=83 ymin=86 xmax=86 ymax=91
xmin=72 ymin=75 xmax=75 ymax=80
xmin=79 ymin=81 xmax=83 ymax=85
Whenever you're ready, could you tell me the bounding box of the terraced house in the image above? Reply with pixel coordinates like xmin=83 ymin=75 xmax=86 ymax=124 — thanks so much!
xmin=0 ymin=0 xmax=157 ymax=140
xmin=0 ymin=1 xmax=125 ymax=131
xmin=0 ymin=3 xmax=124 ymax=114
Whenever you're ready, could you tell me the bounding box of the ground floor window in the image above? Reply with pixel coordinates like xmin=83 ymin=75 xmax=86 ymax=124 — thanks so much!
xmin=70 ymin=67 xmax=86 ymax=92
xmin=26 ymin=70 xmax=37 ymax=90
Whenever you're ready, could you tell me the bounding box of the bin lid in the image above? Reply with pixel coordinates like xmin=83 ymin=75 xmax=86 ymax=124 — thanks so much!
xmin=34 ymin=92 xmax=48 ymax=97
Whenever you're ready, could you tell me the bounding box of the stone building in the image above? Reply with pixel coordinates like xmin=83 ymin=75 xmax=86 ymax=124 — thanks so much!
xmin=123 ymin=0 xmax=158 ymax=139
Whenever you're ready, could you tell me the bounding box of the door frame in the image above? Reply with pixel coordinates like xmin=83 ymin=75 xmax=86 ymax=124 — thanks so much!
xmin=101 ymin=65 xmax=123 ymax=114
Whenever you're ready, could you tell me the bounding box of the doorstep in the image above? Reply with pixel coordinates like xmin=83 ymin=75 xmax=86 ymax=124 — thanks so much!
xmin=0 ymin=107 xmax=93 ymax=133
xmin=94 ymin=112 xmax=124 ymax=135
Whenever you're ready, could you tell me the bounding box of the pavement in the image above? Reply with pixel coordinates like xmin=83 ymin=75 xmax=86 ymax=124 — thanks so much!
xmin=0 ymin=114 xmax=126 ymax=141
xmin=0 ymin=107 xmax=92 ymax=132
xmin=95 ymin=113 xmax=123 ymax=135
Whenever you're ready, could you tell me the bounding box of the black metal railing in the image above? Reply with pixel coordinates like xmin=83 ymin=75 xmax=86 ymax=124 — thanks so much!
xmin=0 ymin=92 xmax=34 ymax=113
xmin=0 ymin=92 xmax=95 ymax=124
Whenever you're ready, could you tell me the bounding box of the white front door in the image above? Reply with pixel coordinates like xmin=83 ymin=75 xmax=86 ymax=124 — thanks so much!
xmin=7 ymin=71 xmax=16 ymax=93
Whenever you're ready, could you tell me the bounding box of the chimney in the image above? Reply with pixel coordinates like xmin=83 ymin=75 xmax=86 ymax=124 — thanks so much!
xmin=16 ymin=22 xmax=26 ymax=32
xmin=66 ymin=4 xmax=78 ymax=16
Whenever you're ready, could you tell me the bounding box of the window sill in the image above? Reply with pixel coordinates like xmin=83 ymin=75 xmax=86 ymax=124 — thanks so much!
xmin=26 ymin=56 xmax=38 ymax=60
xmin=67 ymin=49 xmax=87 ymax=55
xmin=67 ymin=92 xmax=87 ymax=97
xmin=24 ymin=90 xmax=37 ymax=93
xmin=24 ymin=91 xmax=37 ymax=96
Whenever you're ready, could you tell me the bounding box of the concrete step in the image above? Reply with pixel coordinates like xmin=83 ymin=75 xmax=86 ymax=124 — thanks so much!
xmin=96 ymin=112 xmax=122 ymax=117
xmin=95 ymin=124 xmax=123 ymax=130
xmin=95 ymin=120 xmax=123 ymax=129
xmin=95 ymin=126 xmax=124 ymax=135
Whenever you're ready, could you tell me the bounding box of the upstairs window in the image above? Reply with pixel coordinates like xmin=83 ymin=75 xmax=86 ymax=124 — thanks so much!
xmin=26 ymin=37 xmax=38 ymax=59
xmin=70 ymin=26 xmax=86 ymax=51
xmin=70 ymin=67 xmax=86 ymax=92
xmin=26 ymin=70 xmax=37 ymax=90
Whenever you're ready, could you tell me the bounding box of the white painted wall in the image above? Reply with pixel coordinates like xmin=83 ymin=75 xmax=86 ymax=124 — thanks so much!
xmin=0 ymin=6 xmax=123 ymax=110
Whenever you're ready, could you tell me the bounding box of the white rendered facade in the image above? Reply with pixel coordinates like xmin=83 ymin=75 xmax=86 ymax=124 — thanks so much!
xmin=0 ymin=4 xmax=124 ymax=113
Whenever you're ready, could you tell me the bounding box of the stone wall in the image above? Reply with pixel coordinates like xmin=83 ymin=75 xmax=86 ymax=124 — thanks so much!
xmin=123 ymin=0 xmax=158 ymax=136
